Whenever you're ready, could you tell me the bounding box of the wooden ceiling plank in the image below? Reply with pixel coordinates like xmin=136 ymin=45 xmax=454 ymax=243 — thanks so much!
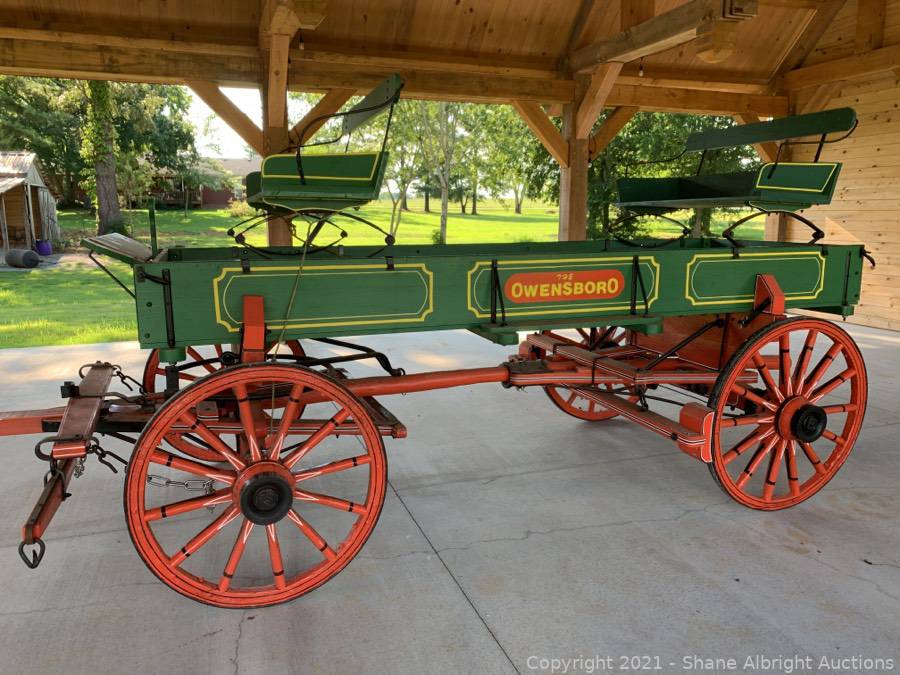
xmin=576 ymin=62 xmax=623 ymax=138
xmin=566 ymin=0 xmax=602 ymax=53
xmin=511 ymin=100 xmax=570 ymax=167
xmin=783 ymin=43 xmax=900 ymax=89
xmin=289 ymin=88 xmax=355 ymax=144
xmin=608 ymin=83 xmax=789 ymax=115
xmin=855 ymin=0 xmax=886 ymax=53
xmin=777 ymin=0 xmax=849 ymax=73
xmin=589 ymin=106 xmax=638 ymax=160
xmin=187 ymin=80 xmax=264 ymax=155
xmin=732 ymin=113 xmax=779 ymax=162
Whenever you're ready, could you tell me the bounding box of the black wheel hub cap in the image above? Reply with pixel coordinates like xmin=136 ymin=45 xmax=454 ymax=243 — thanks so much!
xmin=791 ymin=404 xmax=827 ymax=443
xmin=239 ymin=473 xmax=293 ymax=525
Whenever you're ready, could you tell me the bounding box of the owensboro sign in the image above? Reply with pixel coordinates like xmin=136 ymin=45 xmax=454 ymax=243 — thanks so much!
xmin=504 ymin=270 xmax=625 ymax=304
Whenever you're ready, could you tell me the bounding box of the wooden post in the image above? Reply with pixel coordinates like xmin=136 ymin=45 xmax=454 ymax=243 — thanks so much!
xmin=23 ymin=184 xmax=35 ymax=249
xmin=558 ymin=77 xmax=590 ymax=241
xmin=0 ymin=194 xmax=8 ymax=252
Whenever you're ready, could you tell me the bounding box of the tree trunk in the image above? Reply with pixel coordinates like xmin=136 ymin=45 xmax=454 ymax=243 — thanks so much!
xmin=439 ymin=181 xmax=449 ymax=244
xmin=400 ymin=188 xmax=409 ymax=211
xmin=513 ymin=186 xmax=523 ymax=214
xmin=471 ymin=187 xmax=478 ymax=215
xmin=423 ymin=190 xmax=430 ymax=213
xmin=86 ymin=80 xmax=121 ymax=235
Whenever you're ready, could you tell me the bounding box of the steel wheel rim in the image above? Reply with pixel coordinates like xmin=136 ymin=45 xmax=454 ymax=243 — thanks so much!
xmin=540 ymin=327 xmax=629 ymax=421
xmin=142 ymin=342 xmax=305 ymax=461
xmin=709 ymin=318 xmax=867 ymax=510
xmin=125 ymin=363 xmax=387 ymax=608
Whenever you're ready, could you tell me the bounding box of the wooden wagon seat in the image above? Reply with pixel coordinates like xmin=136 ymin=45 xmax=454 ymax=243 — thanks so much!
xmin=246 ymin=151 xmax=389 ymax=212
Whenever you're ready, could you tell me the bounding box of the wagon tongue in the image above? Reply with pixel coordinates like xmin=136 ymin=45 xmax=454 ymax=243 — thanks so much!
xmin=16 ymin=362 xmax=117 ymax=569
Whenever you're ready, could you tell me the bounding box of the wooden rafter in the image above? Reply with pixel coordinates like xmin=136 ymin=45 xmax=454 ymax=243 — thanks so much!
xmin=566 ymin=0 xmax=602 ymax=54
xmin=608 ymin=84 xmax=789 ymax=115
xmin=512 ymin=101 xmax=570 ymax=168
xmin=797 ymin=81 xmax=841 ymax=113
xmin=589 ymin=106 xmax=638 ymax=160
xmin=289 ymin=88 xmax=355 ymax=145
xmin=187 ymin=80 xmax=264 ymax=155
xmin=568 ymin=0 xmax=754 ymax=73
xmin=621 ymin=0 xmax=656 ymax=32
xmin=576 ymin=62 xmax=623 ymax=138
xmin=783 ymin=42 xmax=900 ymax=89
xmin=732 ymin=114 xmax=779 ymax=163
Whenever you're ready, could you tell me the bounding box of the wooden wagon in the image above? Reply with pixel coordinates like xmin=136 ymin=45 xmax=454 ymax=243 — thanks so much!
xmin=0 ymin=78 xmax=872 ymax=607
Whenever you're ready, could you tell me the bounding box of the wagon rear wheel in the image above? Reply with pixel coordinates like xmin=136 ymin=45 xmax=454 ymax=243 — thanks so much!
xmin=535 ymin=327 xmax=630 ymax=421
xmin=125 ymin=363 xmax=387 ymax=608
xmin=708 ymin=317 xmax=867 ymax=510
xmin=142 ymin=342 xmax=306 ymax=462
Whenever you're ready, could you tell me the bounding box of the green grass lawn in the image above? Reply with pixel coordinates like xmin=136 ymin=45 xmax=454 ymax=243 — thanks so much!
xmin=1 ymin=199 xmax=762 ymax=349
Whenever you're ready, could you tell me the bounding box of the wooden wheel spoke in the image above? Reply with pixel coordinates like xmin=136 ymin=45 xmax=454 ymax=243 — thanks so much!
xmin=752 ymin=353 xmax=782 ymax=402
xmin=268 ymin=383 xmax=305 ymax=459
xmin=721 ymin=413 xmax=775 ymax=428
xmin=293 ymin=454 xmax=371 ymax=482
xmin=294 ymin=488 xmax=368 ymax=515
xmin=800 ymin=441 xmax=827 ymax=475
xmin=821 ymin=403 xmax=857 ymax=414
xmin=779 ymin=334 xmax=792 ymax=397
xmin=233 ymin=383 xmax=262 ymax=462
xmin=736 ymin=435 xmax=779 ymax=489
xmin=785 ymin=441 xmax=801 ymax=497
xmin=214 ymin=344 xmax=225 ymax=357
xmin=179 ymin=411 xmax=246 ymax=471
xmin=219 ymin=518 xmax=253 ymax=592
xmin=144 ymin=487 xmax=232 ymax=522
xmin=762 ymin=439 xmax=787 ymax=501
xmin=808 ymin=367 xmax=856 ymax=403
xmin=565 ymin=391 xmax=578 ymax=406
xmin=265 ymin=524 xmax=287 ymax=590
xmin=733 ymin=384 xmax=778 ymax=411
xmin=801 ymin=342 xmax=842 ymax=397
xmin=187 ymin=346 xmax=217 ymax=373
xmin=282 ymin=408 xmax=352 ymax=470
xmin=723 ymin=425 xmax=774 ymax=465
xmin=286 ymin=510 xmax=338 ymax=560
xmin=150 ymin=449 xmax=236 ymax=484
xmin=169 ymin=505 xmax=240 ymax=567
xmin=791 ymin=329 xmax=818 ymax=392
xmin=821 ymin=429 xmax=846 ymax=446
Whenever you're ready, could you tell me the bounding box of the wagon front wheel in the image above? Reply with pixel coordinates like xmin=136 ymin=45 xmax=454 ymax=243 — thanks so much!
xmin=708 ymin=318 xmax=867 ymax=510
xmin=125 ymin=363 xmax=387 ymax=607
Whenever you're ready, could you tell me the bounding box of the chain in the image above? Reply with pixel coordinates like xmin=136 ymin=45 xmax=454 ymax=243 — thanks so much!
xmin=146 ymin=474 xmax=214 ymax=493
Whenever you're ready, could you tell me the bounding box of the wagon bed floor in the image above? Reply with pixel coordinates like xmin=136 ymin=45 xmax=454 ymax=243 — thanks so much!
xmin=0 ymin=326 xmax=898 ymax=674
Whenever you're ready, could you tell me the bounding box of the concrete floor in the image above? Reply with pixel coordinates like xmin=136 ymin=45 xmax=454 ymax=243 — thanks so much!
xmin=0 ymin=326 xmax=898 ymax=675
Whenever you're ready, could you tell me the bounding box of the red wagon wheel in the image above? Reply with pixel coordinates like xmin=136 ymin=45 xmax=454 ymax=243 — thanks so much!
xmin=125 ymin=363 xmax=387 ymax=608
xmin=708 ymin=317 xmax=867 ymax=510
xmin=534 ymin=327 xmax=631 ymax=421
xmin=142 ymin=342 xmax=306 ymax=462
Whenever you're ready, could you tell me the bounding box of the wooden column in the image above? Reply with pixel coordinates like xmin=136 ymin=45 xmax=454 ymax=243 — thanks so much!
xmin=559 ymin=77 xmax=590 ymax=241
xmin=0 ymin=194 xmax=8 ymax=252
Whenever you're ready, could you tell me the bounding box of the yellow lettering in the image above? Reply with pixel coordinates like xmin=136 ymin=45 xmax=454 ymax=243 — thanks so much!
xmin=539 ymin=283 xmax=550 ymax=297
xmin=608 ymin=277 xmax=619 ymax=294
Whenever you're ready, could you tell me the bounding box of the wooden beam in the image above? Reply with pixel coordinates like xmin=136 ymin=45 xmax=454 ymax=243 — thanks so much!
xmin=576 ymin=62 xmax=623 ymax=138
xmin=617 ymin=73 xmax=769 ymax=94
xmin=607 ymin=83 xmax=789 ymax=115
xmin=569 ymin=0 xmax=755 ymax=72
xmin=289 ymin=88 xmax=355 ymax=144
xmin=797 ymin=81 xmax=841 ymax=113
xmin=855 ymin=0 xmax=886 ymax=53
xmin=589 ymin=106 xmax=638 ymax=160
xmin=566 ymin=0 xmax=603 ymax=53
xmin=783 ymin=43 xmax=900 ymax=89
xmin=733 ymin=113 xmax=779 ymax=162
xmin=0 ymin=194 xmax=8 ymax=253
xmin=188 ymin=81 xmax=264 ymax=155
xmin=512 ymin=101 xmax=570 ymax=168
xmin=777 ymin=0 xmax=849 ymax=73
xmin=264 ymin=32 xmax=292 ymax=135
xmin=558 ymin=78 xmax=591 ymax=241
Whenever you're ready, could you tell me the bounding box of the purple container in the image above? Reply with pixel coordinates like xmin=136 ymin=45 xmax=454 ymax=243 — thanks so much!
xmin=35 ymin=240 xmax=52 ymax=256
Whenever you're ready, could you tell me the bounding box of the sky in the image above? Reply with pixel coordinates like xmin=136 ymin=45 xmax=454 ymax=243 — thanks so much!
xmin=187 ymin=87 xmax=310 ymax=158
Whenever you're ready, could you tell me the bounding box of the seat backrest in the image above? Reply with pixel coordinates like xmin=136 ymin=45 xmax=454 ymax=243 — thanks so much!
xmin=685 ymin=107 xmax=857 ymax=152
xmin=263 ymin=152 xmax=385 ymax=187
xmin=340 ymin=74 xmax=404 ymax=137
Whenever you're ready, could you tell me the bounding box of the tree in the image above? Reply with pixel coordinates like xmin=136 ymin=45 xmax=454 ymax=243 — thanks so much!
xmin=482 ymin=105 xmax=538 ymax=214
xmin=382 ymin=101 xmax=421 ymax=236
xmin=415 ymin=101 xmax=460 ymax=244
xmin=83 ymin=80 xmax=123 ymax=233
xmin=456 ymin=105 xmax=491 ymax=215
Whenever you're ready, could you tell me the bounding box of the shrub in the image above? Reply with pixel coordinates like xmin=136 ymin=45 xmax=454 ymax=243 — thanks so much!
xmin=430 ymin=228 xmax=444 ymax=245
xmin=227 ymin=199 xmax=257 ymax=218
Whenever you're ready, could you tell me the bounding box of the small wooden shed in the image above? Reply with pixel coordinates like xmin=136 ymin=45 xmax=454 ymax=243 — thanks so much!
xmin=0 ymin=151 xmax=58 ymax=251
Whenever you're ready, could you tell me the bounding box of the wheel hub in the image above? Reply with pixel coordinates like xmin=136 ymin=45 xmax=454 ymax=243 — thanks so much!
xmin=777 ymin=396 xmax=827 ymax=442
xmin=233 ymin=461 xmax=295 ymax=525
